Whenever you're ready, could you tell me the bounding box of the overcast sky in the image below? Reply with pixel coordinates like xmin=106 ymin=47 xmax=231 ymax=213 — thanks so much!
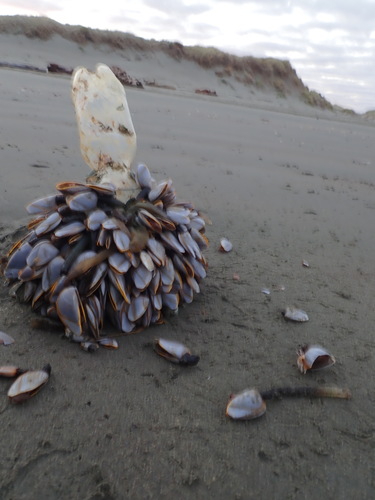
xmin=2 ymin=0 xmax=375 ymax=112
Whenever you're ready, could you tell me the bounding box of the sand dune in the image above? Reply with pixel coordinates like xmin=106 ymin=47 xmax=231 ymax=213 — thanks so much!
xmin=0 ymin=15 xmax=344 ymax=113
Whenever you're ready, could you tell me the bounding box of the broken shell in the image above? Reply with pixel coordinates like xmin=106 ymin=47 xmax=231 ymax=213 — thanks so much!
xmin=0 ymin=366 xmax=26 ymax=378
xmin=0 ymin=331 xmax=15 ymax=345
xmin=282 ymin=306 xmax=309 ymax=322
xmin=297 ymin=344 xmax=336 ymax=374
xmin=154 ymin=338 xmax=200 ymax=366
xmin=8 ymin=364 xmax=51 ymax=403
xmin=219 ymin=237 xmax=233 ymax=252
xmin=226 ymin=389 xmax=267 ymax=420
xmin=302 ymin=259 xmax=310 ymax=268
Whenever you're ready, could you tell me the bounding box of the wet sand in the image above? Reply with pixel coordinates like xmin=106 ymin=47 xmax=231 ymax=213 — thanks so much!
xmin=0 ymin=47 xmax=375 ymax=499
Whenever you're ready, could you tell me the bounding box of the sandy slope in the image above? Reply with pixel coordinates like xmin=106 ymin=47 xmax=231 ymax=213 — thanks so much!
xmin=0 ymin=36 xmax=375 ymax=499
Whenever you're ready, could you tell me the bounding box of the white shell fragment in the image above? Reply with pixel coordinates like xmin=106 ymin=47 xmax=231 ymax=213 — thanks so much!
xmin=226 ymin=389 xmax=267 ymax=420
xmin=8 ymin=364 xmax=51 ymax=403
xmin=0 ymin=331 xmax=15 ymax=345
xmin=302 ymin=259 xmax=310 ymax=268
xmin=219 ymin=237 xmax=233 ymax=252
xmin=282 ymin=307 xmax=309 ymax=322
xmin=72 ymin=63 xmax=138 ymax=194
xmin=154 ymin=338 xmax=200 ymax=366
xmin=297 ymin=344 xmax=336 ymax=374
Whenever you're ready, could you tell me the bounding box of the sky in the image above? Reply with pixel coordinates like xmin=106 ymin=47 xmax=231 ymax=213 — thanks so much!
xmin=1 ymin=0 xmax=375 ymax=113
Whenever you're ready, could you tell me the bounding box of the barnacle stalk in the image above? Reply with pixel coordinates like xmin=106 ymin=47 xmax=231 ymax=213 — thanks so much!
xmin=259 ymin=386 xmax=352 ymax=400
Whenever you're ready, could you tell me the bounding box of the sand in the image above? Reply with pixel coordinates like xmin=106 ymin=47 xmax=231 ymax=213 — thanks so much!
xmin=0 ymin=33 xmax=375 ymax=500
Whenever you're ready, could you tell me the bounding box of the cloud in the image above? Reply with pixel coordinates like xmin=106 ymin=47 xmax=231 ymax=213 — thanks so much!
xmin=1 ymin=0 xmax=374 ymax=111
xmin=1 ymin=0 xmax=60 ymax=11
xmin=142 ymin=0 xmax=209 ymax=16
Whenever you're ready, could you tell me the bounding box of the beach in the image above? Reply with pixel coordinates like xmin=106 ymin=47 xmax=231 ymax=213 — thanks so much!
xmin=0 ymin=27 xmax=375 ymax=499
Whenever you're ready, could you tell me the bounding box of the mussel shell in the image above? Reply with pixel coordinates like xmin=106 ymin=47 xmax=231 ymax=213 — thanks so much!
xmin=180 ymin=282 xmax=194 ymax=304
xmin=190 ymin=216 xmax=205 ymax=231
xmin=108 ymin=252 xmax=131 ymax=274
xmin=136 ymin=163 xmax=154 ymax=189
xmin=86 ymin=209 xmax=108 ymax=230
xmin=154 ymin=338 xmax=200 ymax=366
xmin=87 ymin=182 xmax=116 ymax=195
xmin=190 ymin=227 xmax=209 ymax=250
xmin=98 ymin=337 xmax=119 ymax=349
xmin=54 ymin=221 xmax=86 ymax=238
xmin=148 ymin=179 xmax=172 ymax=202
xmin=42 ymin=255 xmax=65 ymax=292
xmin=67 ymin=191 xmax=98 ymax=211
xmin=8 ymin=364 xmax=51 ymax=403
xmin=56 ymin=181 xmax=90 ymax=194
xmin=19 ymin=265 xmax=45 ymax=282
xmin=226 ymin=389 xmax=267 ymax=420
xmin=159 ymin=231 xmax=185 ymax=254
xmin=26 ymin=240 xmax=59 ymax=268
xmin=178 ymin=231 xmax=201 ymax=259
xmin=84 ymin=295 xmax=102 ymax=338
xmin=139 ymin=250 xmax=155 ymax=272
xmin=166 ymin=206 xmax=191 ymax=225
xmin=132 ymin=264 xmax=153 ymax=291
xmin=128 ymin=295 xmax=150 ymax=322
xmin=5 ymin=242 xmax=33 ymax=279
xmin=186 ymin=255 xmax=207 ymax=279
xmin=113 ymin=230 xmax=130 ymax=252
xmin=35 ymin=212 xmax=62 ymax=236
xmin=56 ymin=286 xmax=84 ymax=336
xmin=297 ymin=344 xmax=336 ymax=373
xmin=146 ymin=238 xmax=166 ymax=266
xmin=26 ymin=194 xmax=59 ymax=215
xmin=137 ymin=209 xmax=163 ymax=233
xmin=161 ymin=292 xmax=179 ymax=312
